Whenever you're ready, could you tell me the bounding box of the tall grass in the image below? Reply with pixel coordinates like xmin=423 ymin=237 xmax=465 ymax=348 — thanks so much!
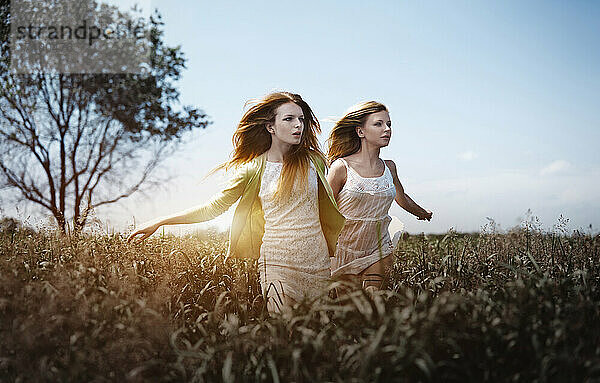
xmin=0 ymin=219 xmax=599 ymax=382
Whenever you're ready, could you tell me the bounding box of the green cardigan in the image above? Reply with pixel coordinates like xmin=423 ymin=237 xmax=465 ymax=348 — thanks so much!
xmin=183 ymin=152 xmax=346 ymax=259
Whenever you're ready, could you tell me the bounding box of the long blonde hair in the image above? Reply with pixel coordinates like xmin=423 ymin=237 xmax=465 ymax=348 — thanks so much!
xmin=221 ymin=92 xmax=325 ymax=201
xmin=327 ymin=101 xmax=388 ymax=164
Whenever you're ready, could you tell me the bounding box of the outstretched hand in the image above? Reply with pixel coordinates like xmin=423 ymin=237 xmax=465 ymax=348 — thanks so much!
xmin=127 ymin=222 xmax=161 ymax=244
xmin=417 ymin=210 xmax=433 ymax=221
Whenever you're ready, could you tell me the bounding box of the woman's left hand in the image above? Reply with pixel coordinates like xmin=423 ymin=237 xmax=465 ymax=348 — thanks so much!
xmin=417 ymin=210 xmax=433 ymax=221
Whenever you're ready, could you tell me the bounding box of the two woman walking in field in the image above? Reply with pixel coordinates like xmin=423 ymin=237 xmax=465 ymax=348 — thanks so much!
xmin=128 ymin=92 xmax=344 ymax=312
xmin=128 ymin=92 xmax=432 ymax=311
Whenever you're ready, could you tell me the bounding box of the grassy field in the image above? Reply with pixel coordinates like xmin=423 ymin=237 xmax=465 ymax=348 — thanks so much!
xmin=0 ymin=218 xmax=599 ymax=382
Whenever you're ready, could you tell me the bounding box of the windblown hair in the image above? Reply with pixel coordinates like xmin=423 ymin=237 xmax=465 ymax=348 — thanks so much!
xmin=221 ymin=92 xmax=326 ymax=201
xmin=327 ymin=101 xmax=388 ymax=164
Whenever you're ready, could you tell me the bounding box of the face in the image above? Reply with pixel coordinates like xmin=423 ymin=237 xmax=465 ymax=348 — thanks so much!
xmin=356 ymin=110 xmax=392 ymax=147
xmin=267 ymin=102 xmax=305 ymax=146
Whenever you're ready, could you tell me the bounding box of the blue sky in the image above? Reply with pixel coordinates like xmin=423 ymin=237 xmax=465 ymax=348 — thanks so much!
xmin=4 ymin=1 xmax=599 ymax=234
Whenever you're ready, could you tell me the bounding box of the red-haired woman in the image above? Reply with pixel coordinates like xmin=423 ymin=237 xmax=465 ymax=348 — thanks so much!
xmin=128 ymin=92 xmax=345 ymax=312
xmin=327 ymin=101 xmax=432 ymax=292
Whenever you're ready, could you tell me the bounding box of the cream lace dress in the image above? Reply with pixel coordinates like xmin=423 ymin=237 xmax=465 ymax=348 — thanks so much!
xmin=258 ymin=160 xmax=330 ymax=311
xmin=331 ymin=158 xmax=397 ymax=278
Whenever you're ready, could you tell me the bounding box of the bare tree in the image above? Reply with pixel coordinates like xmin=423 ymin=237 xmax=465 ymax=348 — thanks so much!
xmin=0 ymin=1 xmax=211 ymax=234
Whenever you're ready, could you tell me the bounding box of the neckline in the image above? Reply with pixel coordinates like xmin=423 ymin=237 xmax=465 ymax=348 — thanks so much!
xmin=344 ymin=158 xmax=387 ymax=179
xmin=266 ymin=160 xmax=283 ymax=165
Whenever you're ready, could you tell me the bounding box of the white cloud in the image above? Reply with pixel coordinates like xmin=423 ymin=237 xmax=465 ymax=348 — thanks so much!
xmin=540 ymin=160 xmax=570 ymax=176
xmin=458 ymin=151 xmax=478 ymax=161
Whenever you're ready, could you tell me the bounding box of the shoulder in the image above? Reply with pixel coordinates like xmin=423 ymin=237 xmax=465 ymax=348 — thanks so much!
xmin=384 ymin=159 xmax=402 ymax=184
xmin=328 ymin=158 xmax=347 ymax=180
xmin=330 ymin=158 xmax=346 ymax=172
xmin=234 ymin=154 xmax=265 ymax=179
xmin=247 ymin=155 xmax=264 ymax=169
xmin=384 ymin=159 xmax=397 ymax=174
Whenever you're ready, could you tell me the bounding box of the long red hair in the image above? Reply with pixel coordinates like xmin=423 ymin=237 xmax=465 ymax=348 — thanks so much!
xmin=221 ymin=92 xmax=326 ymax=201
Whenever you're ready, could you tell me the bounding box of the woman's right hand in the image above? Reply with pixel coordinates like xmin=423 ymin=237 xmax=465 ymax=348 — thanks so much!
xmin=127 ymin=221 xmax=162 ymax=244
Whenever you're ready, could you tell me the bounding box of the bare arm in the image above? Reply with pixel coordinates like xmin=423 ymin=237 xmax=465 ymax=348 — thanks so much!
xmin=385 ymin=160 xmax=432 ymax=221
xmin=127 ymin=165 xmax=249 ymax=243
xmin=127 ymin=209 xmax=209 ymax=244
xmin=326 ymin=159 xmax=347 ymax=203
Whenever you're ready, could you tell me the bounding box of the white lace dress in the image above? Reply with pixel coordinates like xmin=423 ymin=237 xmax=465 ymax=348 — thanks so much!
xmin=258 ymin=160 xmax=330 ymax=311
xmin=331 ymin=158 xmax=397 ymax=277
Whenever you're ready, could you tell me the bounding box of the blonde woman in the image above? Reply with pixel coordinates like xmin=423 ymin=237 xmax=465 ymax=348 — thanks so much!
xmin=128 ymin=92 xmax=345 ymax=312
xmin=327 ymin=101 xmax=432 ymax=291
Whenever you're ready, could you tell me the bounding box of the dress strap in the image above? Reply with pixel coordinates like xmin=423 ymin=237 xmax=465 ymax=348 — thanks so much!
xmin=337 ymin=158 xmax=352 ymax=179
xmin=382 ymin=159 xmax=391 ymax=176
xmin=339 ymin=157 xmax=359 ymax=177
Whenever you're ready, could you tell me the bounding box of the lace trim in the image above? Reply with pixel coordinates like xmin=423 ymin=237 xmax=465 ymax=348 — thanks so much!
xmin=339 ymin=158 xmax=395 ymax=194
